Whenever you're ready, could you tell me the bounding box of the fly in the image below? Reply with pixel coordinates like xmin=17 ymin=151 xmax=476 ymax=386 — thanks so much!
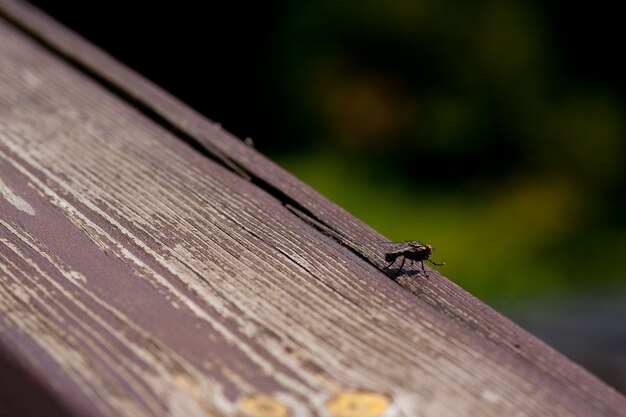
xmin=383 ymin=241 xmax=445 ymax=276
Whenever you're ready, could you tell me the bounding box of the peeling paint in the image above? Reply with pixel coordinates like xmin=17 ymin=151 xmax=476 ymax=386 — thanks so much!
xmin=55 ymin=199 xmax=109 ymax=253
xmin=0 ymin=177 xmax=34 ymax=215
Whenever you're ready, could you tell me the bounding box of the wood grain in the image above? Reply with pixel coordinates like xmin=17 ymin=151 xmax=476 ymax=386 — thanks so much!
xmin=0 ymin=2 xmax=625 ymax=416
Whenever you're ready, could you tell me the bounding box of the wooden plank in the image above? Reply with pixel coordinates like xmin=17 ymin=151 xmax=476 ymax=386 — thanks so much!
xmin=0 ymin=2 xmax=624 ymax=417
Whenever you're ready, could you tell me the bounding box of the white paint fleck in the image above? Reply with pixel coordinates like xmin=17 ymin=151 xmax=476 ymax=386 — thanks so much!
xmin=0 ymin=178 xmax=35 ymax=215
xmin=481 ymin=389 xmax=501 ymax=404
xmin=10 ymin=284 xmax=31 ymax=303
xmin=22 ymin=69 xmax=43 ymax=89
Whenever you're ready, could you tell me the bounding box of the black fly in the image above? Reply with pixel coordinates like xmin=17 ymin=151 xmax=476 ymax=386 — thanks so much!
xmin=383 ymin=241 xmax=444 ymax=276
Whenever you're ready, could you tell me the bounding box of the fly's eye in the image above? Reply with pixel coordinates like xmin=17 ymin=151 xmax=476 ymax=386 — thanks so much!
xmin=425 ymin=244 xmax=433 ymax=253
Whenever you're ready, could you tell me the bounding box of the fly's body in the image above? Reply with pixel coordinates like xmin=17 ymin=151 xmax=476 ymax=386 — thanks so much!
xmin=383 ymin=241 xmax=444 ymax=276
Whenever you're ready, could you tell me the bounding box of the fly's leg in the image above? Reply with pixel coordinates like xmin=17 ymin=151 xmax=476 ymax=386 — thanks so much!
xmin=398 ymin=256 xmax=406 ymax=273
xmin=384 ymin=256 xmax=408 ymax=276
xmin=426 ymin=259 xmax=445 ymax=266
xmin=420 ymin=261 xmax=428 ymax=277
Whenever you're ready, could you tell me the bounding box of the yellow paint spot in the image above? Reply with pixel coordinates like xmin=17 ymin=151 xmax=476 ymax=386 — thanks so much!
xmin=237 ymin=394 xmax=289 ymax=417
xmin=173 ymin=373 xmax=203 ymax=400
xmin=326 ymin=391 xmax=389 ymax=417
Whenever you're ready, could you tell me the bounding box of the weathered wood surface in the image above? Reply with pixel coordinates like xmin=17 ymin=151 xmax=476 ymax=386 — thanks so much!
xmin=0 ymin=1 xmax=625 ymax=416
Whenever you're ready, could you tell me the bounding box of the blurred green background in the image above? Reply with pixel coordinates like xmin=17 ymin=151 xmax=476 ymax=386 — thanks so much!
xmin=33 ymin=0 xmax=626 ymax=390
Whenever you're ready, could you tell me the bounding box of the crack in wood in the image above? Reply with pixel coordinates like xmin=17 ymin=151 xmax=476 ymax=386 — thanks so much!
xmin=284 ymin=204 xmax=381 ymax=270
xmin=0 ymin=7 xmax=251 ymax=182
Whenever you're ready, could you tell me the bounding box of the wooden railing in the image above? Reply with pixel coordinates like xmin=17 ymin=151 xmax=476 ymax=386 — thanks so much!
xmin=0 ymin=1 xmax=624 ymax=416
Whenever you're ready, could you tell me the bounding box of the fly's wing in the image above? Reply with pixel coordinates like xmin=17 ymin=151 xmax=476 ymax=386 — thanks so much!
xmin=383 ymin=241 xmax=419 ymax=255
